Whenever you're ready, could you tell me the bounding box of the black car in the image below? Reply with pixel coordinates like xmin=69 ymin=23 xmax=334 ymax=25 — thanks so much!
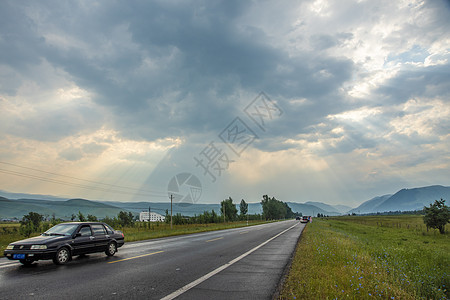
xmin=4 ymin=222 xmax=124 ymax=265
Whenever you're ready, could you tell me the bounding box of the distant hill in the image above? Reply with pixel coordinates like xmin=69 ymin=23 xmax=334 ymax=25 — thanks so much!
xmin=0 ymin=196 xmax=265 ymax=219
xmin=332 ymin=204 xmax=353 ymax=214
xmin=0 ymin=197 xmax=55 ymax=219
xmin=375 ymin=185 xmax=450 ymax=212
xmin=0 ymin=198 xmax=127 ymax=220
xmin=0 ymin=192 xmax=341 ymax=219
xmin=351 ymin=185 xmax=450 ymax=214
xmin=286 ymin=202 xmax=340 ymax=216
xmin=304 ymin=201 xmax=340 ymax=214
xmin=0 ymin=190 xmax=67 ymax=201
xmin=349 ymin=194 xmax=392 ymax=214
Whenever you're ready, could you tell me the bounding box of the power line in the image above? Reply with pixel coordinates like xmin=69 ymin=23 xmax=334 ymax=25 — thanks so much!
xmin=0 ymin=168 xmax=167 ymax=198
xmin=0 ymin=161 xmax=167 ymax=196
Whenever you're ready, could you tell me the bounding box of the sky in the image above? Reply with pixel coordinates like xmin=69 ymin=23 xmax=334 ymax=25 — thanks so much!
xmin=0 ymin=0 xmax=449 ymax=208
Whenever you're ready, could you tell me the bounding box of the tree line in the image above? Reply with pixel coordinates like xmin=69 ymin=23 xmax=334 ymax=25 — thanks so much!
xmin=19 ymin=210 xmax=136 ymax=237
xmin=19 ymin=194 xmax=299 ymax=232
xmin=164 ymin=197 xmax=261 ymax=225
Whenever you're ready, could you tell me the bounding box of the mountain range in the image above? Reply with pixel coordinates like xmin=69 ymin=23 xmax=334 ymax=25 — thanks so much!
xmin=349 ymin=185 xmax=450 ymax=214
xmin=1 ymin=185 xmax=448 ymax=220
xmin=0 ymin=192 xmax=343 ymax=220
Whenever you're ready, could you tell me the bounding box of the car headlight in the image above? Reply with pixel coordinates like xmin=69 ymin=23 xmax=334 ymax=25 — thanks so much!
xmin=31 ymin=245 xmax=47 ymax=250
xmin=6 ymin=245 xmax=14 ymax=250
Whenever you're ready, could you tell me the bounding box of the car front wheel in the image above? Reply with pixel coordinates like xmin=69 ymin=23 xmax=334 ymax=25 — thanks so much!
xmin=105 ymin=242 xmax=117 ymax=256
xmin=53 ymin=247 xmax=71 ymax=265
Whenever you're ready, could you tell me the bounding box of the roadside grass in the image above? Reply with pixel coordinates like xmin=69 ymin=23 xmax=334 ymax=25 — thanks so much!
xmin=0 ymin=223 xmax=22 ymax=258
xmin=280 ymin=216 xmax=449 ymax=299
xmin=0 ymin=220 xmax=268 ymax=257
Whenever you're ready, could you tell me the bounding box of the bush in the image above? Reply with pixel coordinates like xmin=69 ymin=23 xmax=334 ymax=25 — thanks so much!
xmin=423 ymin=199 xmax=449 ymax=234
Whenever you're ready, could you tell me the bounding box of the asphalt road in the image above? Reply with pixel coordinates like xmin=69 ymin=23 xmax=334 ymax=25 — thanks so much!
xmin=0 ymin=220 xmax=305 ymax=299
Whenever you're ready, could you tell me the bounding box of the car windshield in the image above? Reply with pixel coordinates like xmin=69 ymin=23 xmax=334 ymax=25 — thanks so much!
xmin=43 ymin=224 xmax=79 ymax=236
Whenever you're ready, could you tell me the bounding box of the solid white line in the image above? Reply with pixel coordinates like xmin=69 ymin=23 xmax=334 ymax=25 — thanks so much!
xmin=160 ymin=222 xmax=299 ymax=300
xmin=0 ymin=262 xmax=17 ymax=269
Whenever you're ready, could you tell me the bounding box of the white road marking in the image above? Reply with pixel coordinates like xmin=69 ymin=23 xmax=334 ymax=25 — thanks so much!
xmin=160 ymin=222 xmax=299 ymax=300
xmin=0 ymin=262 xmax=18 ymax=269
xmin=108 ymin=251 xmax=164 ymax=264
xmin=205 ymin=237 xmax=224 ymax=243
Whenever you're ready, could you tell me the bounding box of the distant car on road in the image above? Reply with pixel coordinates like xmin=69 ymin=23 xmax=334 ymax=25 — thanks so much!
xmin=4 ymin=222 xmax=124 ymax=265
xmin=296 ymin=216 xmax=301 ymax=220
xmin=300 ymin=216 xmax=310 ymax=223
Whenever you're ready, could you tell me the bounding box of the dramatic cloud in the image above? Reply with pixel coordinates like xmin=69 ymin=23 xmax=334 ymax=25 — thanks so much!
xmin=0 ymin=0 xmax=448 ymax=206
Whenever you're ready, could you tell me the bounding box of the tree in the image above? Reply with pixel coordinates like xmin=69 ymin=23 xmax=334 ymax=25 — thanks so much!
xmin=221 ymin=197 xmax=238 ymax=222
xmin=118 ymin=211 xmax=134 ymax=227
xmin=211 ymin=210 xmax=218 ymax=223
xmin=165 ymin=209 xmax=170 ymax=224
xmin=87 ymin=214 xmax=98 ymax=222
xmin=21 ymin=212 xmax=43 ymax=229
xmin=51 ymin=213 xmax=58 ymax=225
xmin=423 ymin=199 xmax=449 ymax=234
xmin=70 ymin=214 xmax=76 ymax=221
xmin=240 ymin=199 xmax=248 ymax=217
xmin=261 ymin=195 xmax=294 ymax=220
xmin=20 ymin=212 xmax=43 ymax=237
xmin=78 ymin=211 xmax=86 ymax=222
xmin=103 ymin=216 xmax=120 ymax=228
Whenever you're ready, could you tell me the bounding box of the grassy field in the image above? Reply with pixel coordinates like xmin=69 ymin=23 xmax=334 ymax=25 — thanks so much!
xmin=0 ymin=222 xmax=22 ymax=258
xmin=280 ymin=215 xmax=449 ymax=299
xmin=0 ymin=220 xmax=268 ymax=257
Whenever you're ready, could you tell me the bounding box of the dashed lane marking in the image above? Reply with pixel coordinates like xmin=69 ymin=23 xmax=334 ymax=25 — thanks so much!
xmin=108 ymin=251 xmax=164 ymax=264
xmin=205 ymin=237 xmax=224 ymax=243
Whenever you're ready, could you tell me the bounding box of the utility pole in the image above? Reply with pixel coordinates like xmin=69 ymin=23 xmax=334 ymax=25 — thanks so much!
xmin=170 ymin=194 xmax=173 ymax=229
xmin=223 ymin=201 xmax=226 ymax=223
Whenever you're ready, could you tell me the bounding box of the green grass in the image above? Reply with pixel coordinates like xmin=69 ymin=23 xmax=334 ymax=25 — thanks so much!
xmin=0 ymin=220 xmax=269 ymax=257
xmin=0 ymin=223 xmax=22 ymax=257
xmin=280 ymin=216 xmax=449 ymax=299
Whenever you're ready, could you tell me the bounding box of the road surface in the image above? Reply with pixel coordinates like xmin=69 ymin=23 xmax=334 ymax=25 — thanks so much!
xmin=0 ymin=220 xmax=305 ymax=299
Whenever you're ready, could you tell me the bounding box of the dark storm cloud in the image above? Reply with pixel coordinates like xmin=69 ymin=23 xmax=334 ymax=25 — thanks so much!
xmin=0 ymin=2 xmax=43 ymax=70
xmin=375 ymin=64 xmax=450 ymax=105
xmin=0 ymin=0 xmax=356 ymax=145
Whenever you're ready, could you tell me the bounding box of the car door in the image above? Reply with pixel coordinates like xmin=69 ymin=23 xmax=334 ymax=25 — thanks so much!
xmin=72 ymin=225 xmax=95 ymax=255
xmin=91 ymin=224 xmax=109 ymax=251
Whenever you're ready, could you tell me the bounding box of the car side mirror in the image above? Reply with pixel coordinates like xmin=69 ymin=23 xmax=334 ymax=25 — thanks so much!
xmin=74 ymin=233 xmax=82 ymax=238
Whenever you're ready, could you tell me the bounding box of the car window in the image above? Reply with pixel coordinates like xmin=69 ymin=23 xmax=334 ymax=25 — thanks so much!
xmin=45 ymin=224 xmax=79 ymax=236
xmin=79 ymin=226 xmax=92 ymax=237
xmin=104 ymin=224 xmax=114 ymax=234
xmin=92 ymin=224 xmax=106 ymax=235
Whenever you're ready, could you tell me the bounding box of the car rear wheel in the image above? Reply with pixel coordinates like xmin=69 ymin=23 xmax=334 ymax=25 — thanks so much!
xmin=53 ymin=247 xmax=71 ymax=265
xmin=105 ymin=242 xmax=117 ymax=256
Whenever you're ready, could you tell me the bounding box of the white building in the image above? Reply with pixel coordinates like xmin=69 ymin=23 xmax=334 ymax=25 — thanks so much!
xmin=139 ymin=211 xmax=165 ymax=222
